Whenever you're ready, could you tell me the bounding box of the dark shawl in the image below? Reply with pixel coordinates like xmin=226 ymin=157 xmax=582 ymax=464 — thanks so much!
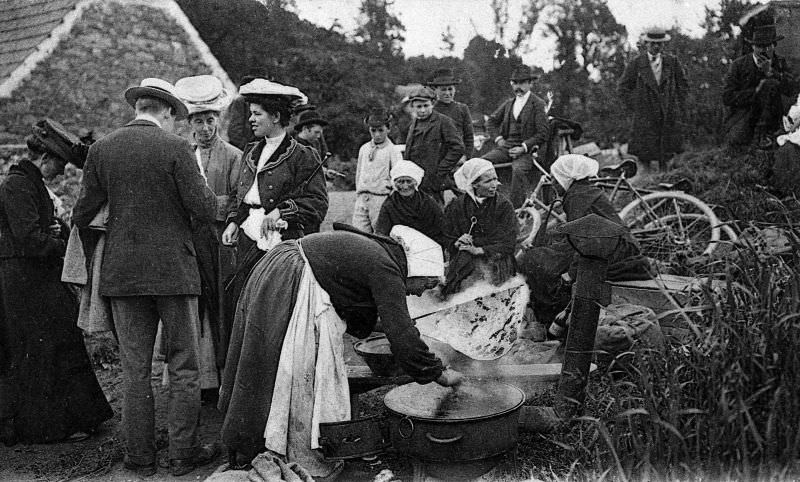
xmin=441 ymin=193 xmax=517 ymax=295
xmin=374 ymin=190 xmax=446 ymax=246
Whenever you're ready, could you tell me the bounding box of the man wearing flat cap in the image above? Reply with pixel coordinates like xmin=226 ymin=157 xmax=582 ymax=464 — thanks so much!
xmin=429 ymin=68 xmax=474 ymax=159
xmin=618 ymin=27 xmax=688 ymax=170
xmin=403 ymin=85 xmax=464 ymax=205
xmin=722 ymin=23 xmax=798 ymax=150
xmin=482 ymin=65 xmax=550 ymax=208
xmin=73 ymin=78 xmax=218 ymax=477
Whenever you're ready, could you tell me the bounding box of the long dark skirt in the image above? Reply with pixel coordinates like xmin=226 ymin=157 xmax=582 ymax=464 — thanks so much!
xmin=0 ymin=258 xmax=113 ymax=443
xmin=218 ymin=241 xmax=305 ymax=460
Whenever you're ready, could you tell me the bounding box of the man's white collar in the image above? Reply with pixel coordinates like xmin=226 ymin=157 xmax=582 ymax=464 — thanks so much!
xmin=135 ymin=113 xmax=162 ymax=128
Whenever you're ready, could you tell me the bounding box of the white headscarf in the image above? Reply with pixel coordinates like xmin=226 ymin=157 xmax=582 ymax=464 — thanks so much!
xmin=778 ymin=94 xmax=800 ymax=147
xmin=550 ymin=154 xmax=599 ymax=191
xmin=454 ymin=158 xmax=496 ymax=201
xmin=390 ymin=160 xmax=425 ymax=188
xmin=389 ymin=225 xmax=444 ymax=278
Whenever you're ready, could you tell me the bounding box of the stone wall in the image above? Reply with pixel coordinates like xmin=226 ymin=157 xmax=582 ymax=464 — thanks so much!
xmin=0 ymin=1 xmax=212 ymax=143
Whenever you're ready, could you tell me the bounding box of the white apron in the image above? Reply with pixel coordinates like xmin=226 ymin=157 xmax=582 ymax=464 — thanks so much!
xmin=264 ymin=244 xmax=351 ymax=463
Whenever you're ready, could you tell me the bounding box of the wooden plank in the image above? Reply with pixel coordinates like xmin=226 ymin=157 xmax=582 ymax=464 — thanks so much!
xmin=0 ymin=10 xmax=67 ymax=36
xmin=0 ymin=22 xmax=53 ymax=43
xmin=0 ymin=36 xmax=44 ymax=55
xmin=0 ymin=0 xmax=76 ymax=23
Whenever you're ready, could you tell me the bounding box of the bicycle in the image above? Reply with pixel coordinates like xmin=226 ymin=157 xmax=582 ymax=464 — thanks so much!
xmin=516 ymin=157 xmax=736 ymax=262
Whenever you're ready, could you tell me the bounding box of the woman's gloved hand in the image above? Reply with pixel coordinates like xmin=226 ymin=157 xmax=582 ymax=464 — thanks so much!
xmin=435 ymin=367 xmax=464 ymax=387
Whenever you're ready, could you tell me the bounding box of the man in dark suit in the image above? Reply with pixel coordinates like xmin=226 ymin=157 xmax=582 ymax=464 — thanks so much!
xmin=723 ymin=24 xmax=797 ymax=150
xmin=73 ymin=78 xmax=218 ymax=477
xmin=482 ymin=66 xmax=549 ymax=208
xmin=618 ymin=27 xmax=688 ymax=170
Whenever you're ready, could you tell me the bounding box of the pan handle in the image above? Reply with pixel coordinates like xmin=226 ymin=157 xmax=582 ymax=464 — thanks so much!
xmin=398 ymin=417 xmax=414 ymax=439
xmin=425 ymin=432 xmax=463 ymax=444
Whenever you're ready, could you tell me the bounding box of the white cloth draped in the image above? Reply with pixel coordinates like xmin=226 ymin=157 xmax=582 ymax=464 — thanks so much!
xmin=264 ymin=245 xmax=350 ymax=455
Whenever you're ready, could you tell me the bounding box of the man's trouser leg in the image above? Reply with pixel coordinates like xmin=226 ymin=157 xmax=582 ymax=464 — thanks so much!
xmin=511 ymin=153 xmax=541 ymax=209
xmin=352 ymin=193 xmax=387 ymax=233
xmin=112 ymin=295 xmax=201 ymax=464
xmin=111 ymin=296 xmax=161 ymax=466
xmin=365 ymin=193 xmax=388 ymax=232
xmin=158 ymin=296 xmax=202 ymax=461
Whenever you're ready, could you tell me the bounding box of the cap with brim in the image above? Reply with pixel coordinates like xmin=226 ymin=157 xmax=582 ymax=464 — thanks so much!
xmin=407 ymin=86 xmax=436 ymax=103
xmin=364 ymin=110 xmax=393 ymax=128
xmin=28 ymin=118 xmax=87 ymax=168
xmin=239 ymin=78 xmax=307 ymax=105
xmin=510 ymin=66 xmax=539 ymax=82
xmin=175 ymin=75 xmax=231 ymax=116
xmin=427 ymin=68 xmax=462 ymax=86
xmin=124 ymin=78 xmax=188 ymax=119
xmin=745 ymin=24 xmax=783 ymax=45
xmin=642 ymin=28 xmax=671 ymax=43
xmin=292 ymin=103 xmax=316 ymax=115
xmin=294 ymin=110 xmax=328 ymax=130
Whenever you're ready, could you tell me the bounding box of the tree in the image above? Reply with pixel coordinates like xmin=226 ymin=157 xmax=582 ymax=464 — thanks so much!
xmin=354 ymin=0 xmax=406 ymax=60
xmin=489 ymin=0 xmax=539 ymax=55
xmin=462 ymin=36 xmax=524 ymax=116
xmin=534 ymin=0 xmax=627 ymax=114
xmin=440 ymin=25 xmax=456 ymax=54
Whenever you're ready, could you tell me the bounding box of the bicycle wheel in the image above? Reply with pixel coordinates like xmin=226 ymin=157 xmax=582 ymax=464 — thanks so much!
xmin=619 ymin=191 xmax=722 ymax=261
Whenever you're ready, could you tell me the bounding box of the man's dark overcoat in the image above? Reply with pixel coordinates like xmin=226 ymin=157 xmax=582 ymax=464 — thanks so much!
xmin=404 ymin=111 xmax=464 ymax=195
xmin=618 ymin=53 xmax=688 ymax=164
xmin=722 ymin=53 xmax=796 ymax=147
xmin=72 ymin=119 xmax=217 ymax=296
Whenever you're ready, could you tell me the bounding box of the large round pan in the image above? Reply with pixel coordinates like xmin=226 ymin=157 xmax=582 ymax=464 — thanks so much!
xmin=383 ymin=378 xmax=525 ymax=462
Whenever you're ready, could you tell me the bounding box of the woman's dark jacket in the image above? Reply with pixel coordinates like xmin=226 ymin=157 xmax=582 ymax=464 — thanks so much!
xmin=0 ymin=160 xmax=66 ymax=259
xmin=228 ymin=135 xmax=328 ymax=239
xmin=0 ymin=159 xmax=112 ymax=443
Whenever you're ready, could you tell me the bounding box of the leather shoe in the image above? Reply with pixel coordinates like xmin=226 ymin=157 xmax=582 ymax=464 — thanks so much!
xmin=123 ymin=457 xmax=157 ymax=477
xmin=170 ymin=443 xmax=219 ymax=477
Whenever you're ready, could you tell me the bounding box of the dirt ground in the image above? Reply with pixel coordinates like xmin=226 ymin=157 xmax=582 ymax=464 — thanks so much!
xmin=0 ymin=191 xmax=553 ymax=481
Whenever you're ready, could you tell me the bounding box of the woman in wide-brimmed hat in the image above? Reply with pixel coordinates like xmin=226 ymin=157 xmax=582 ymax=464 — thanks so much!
xmin=0 ymin=119 xmax=113 ymax=446
xmin=175 ymin=74 xmax=244 ymax=398
xmin=220 ymin=78 xmax=328 ymax=354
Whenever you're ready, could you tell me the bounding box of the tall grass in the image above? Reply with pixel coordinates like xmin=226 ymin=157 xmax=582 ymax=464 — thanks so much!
xmin=558 ymin=232 xmax=800 ymax=480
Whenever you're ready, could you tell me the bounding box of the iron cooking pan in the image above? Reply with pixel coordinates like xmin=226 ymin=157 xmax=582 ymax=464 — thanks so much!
xmin=383 ymin=378 xmax=525 ymax=463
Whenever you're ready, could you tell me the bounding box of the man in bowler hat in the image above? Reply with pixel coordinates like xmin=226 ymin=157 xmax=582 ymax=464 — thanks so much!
xmin=429 ymin=68 xmax=474 ymax=159
xmin=723 ymin=23 xmax=798 ymax=150
xmin=482 ymin=65 xmax=549 ymax=208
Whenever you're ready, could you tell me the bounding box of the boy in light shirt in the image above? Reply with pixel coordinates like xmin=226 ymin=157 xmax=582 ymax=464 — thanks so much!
xmin=352 ymin=110 xmax=403 ymax=233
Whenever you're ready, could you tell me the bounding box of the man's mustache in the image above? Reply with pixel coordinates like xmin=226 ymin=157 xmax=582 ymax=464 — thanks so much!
xmin=513 ymin=88 xmax=524 ymax=94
